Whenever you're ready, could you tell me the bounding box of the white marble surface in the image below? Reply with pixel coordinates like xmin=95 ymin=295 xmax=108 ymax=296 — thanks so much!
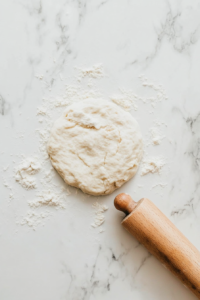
xmin=1 ymin=0 xmax=200 ymax=299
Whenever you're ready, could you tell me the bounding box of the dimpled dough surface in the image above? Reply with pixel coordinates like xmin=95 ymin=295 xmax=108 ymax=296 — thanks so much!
xmin=47 ymin=99 xmax=143 ymax=196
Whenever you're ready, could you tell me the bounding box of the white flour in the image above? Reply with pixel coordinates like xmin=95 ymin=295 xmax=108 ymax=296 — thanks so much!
xmin=150 ymin=127 xmax=165 ymax=145
xmin=150 ymin=120 xmax=167 ymax=146
xmin=9 ymin=193 xmax=14 ymax=200
xmin=15 ymin=158 xmax=41 ymax=189
xmin=141 ymin=157 xmax=166 ymax=176
xmin=18 ymin=210 xmax=51 ymax=230
xmin=76 ymin=64 xmax=104 ymax=79
xmin=54 ymin=85 xmax=102 ymax=108
xmin=3 ymin=165 xmax=9 ymax=171
xmin=29 ymin=190 xmax=65 ymax=209
xmin=151 ymin=182 xmax=168 ymax=189
xmin=139 ymin=75 xmax=168 ymax=106
xmin=37 ymin=106 xmax=48 ymax=116
xmin=91 ymin=202 xmax=108 ymax=228
xmin=111 ymin=88 xmax=138 ymax=111
xmin=111 ymin=75 xmax=167 ymax=112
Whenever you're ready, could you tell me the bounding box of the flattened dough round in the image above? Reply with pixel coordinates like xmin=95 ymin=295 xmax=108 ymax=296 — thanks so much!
xmin=47 ymin=99 xmax=143 ymax=196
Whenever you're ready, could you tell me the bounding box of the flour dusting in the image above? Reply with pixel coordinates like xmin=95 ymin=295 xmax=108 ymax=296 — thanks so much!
xmin=151 ymin=182 xmax=168 ymax=189
xmin=18 ymin=210 xmax=51 ymax=230
xmin=54 ymin=85 xmax=101 ymax=108
xmin=111 ymin=88 xmax=138 ymax=111
xmin=29 ymin=190 xmax=65 ymax=209
xmin=77 ymin=64 xmax=105 ymax=79
xmin=150 ymin=127 xmax=165 ymax=145
xmin=91 ymin=202 xmax=108 ymax=228
xmin=141 ymin=157 xmax=166 ymax=176
xmin=111 ymin=75 xmax=167 ymax=112
xmin=15 ymin=158 xmax=41 ymax=189
xmin=37 ymin=106 xmax=49 ymax=116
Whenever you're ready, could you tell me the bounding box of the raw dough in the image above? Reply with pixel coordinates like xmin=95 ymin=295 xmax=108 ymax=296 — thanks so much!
xmin=47 ymin=99 xmax=143 ymax=195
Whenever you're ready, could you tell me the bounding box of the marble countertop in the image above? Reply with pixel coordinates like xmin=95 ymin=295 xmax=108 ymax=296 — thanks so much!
xmin=1 ymin=0 xmax=200 ymax=299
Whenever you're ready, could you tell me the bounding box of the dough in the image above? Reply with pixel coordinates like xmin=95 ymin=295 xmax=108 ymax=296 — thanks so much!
xmin=47 ymin=99 xmax=143 ymax=196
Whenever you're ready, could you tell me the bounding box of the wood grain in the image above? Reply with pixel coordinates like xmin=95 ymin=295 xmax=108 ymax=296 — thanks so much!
xmin=120 ymin=197 xmax=200 ymax=299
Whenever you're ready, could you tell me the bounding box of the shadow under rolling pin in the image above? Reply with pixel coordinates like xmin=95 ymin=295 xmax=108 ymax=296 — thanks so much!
xmin=114 ymin=193 xmax=200 ymax=299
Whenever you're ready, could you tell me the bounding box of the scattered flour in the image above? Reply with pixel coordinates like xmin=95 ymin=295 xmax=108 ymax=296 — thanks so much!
xmin=151 ymin=182 xmax=168 ymax=189
xmin=141 ymin=157 xmax=166 ymax=176
xmin=9 ymin=193 xmax=14 ymax=200
xmin=139 ymin=75 xmax=168 ymax=106
xmin=3 ymin=165 xmax=9 ymax=171
xmin=77 ymin=64 xmax=104 ymax=79
xmin=150 ymin=127 xmax=165 ymax=145
xmin=111 ymin=88 xmax=138 ymax=111
xmin=19 ymin=210 xmax=51 ymax=230
xmin=41 ymin=169 xmax=54 ymax=183
xmin=37 ymin=106 xmax=49 ymax=116
xmin=111 ymin=75 xmax=168 ymax=112
xmin=137 ymin=184 xmax=144 ymax=188
xmin=35 ymin=74 xmax=44 ymax=80
xmin=91 ymin=202 xmax=108 ymax=228
xmin=15 ymin=158 xmax=41 ymax=189
xmin=3 ymin=180 xmax=9 ymax=187
xmin=149 ymin=120 xmax=167 ymax=146
xmin=54 ymin=85 xmax=102 ymax=108
xmin=28 ymin=190 xmax=65 ymax=209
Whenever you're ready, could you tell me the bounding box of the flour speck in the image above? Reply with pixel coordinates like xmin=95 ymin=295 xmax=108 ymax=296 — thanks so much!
xmin=91 ymin=202 xmax=108 ymax=228
xmin=15 ymin=157 xmax=41 ymax=189
xmin=141 ymin=157 xmax=166 ymax=176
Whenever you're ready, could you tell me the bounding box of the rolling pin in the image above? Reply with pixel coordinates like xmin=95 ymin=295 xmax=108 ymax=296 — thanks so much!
xmin=114 ymin=193 xmax=200 ymax=299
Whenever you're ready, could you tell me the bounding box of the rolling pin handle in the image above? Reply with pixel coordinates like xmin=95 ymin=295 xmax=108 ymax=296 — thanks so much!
xmin=114 ymin=193 xmax=137 ymax=215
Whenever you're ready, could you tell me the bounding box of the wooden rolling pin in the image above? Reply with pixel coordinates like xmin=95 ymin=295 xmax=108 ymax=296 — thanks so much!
xmin=114 ymin=193 xmax=200 ymax=299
